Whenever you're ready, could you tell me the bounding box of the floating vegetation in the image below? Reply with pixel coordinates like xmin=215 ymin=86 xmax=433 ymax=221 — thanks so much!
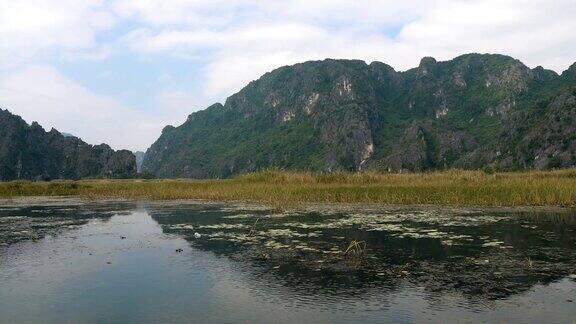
xmin=0 ymin=200 xmax=136 ymax=246
xmin=223 ymin=214 xmax=256 ymax=219
xmin=482 ymin=241 xmax=505 ymax=247
xmin=2 ymin=199 xmax=576 ymax=303
xmin=167 ymin=224 xmax=195 ymax=230
xmin=147 ymin=201 xmax=576 ymax=300
xmin=198 ymin=223 xmax=249 ymax=230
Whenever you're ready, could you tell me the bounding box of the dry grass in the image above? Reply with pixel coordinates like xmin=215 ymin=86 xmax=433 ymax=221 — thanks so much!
xmin=345 ymin=240 xmax=367 ymax=255
xmin=0 ymin=169 xmax=575 ymax=207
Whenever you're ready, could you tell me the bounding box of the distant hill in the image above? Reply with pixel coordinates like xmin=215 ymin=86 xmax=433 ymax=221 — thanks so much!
xmin=134 ymin=151 xmax=145 ymax=173
xmin=0 ymin=109 xmax=136 ymax=181
xmin=142 ymin=53 xmax=576 ymax=178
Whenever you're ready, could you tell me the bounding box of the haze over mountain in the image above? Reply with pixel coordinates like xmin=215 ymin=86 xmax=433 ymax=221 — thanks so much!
xmin=142 ymin=54 xmax=576 ymax=178
xmin=0 ymin=109 xmax=136 ymax=181
xmin=134 ymin=151 xmax=146 ymax=173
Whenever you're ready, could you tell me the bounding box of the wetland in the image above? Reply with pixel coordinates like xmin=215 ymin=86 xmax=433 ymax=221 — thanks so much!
xmin=1 ymin=198 xmax=575 ymax=323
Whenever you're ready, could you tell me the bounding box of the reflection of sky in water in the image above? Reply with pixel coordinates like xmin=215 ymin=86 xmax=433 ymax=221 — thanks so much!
xmin=0 ymin=201 xmax=575 ymax=323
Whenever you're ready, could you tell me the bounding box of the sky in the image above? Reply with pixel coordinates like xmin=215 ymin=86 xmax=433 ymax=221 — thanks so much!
xmin=0 ymin=0 xmax=574 ymax=151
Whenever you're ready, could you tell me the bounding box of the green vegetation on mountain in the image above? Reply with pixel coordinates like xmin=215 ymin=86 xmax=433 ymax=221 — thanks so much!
xmin=143 ymin=54 xmax=576 ymax=178
xmin=0 ymin=109 xmax=136 ymax=181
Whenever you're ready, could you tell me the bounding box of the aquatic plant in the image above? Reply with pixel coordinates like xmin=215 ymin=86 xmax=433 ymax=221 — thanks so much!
xmin=0 ymin=169 xmax=575 ymax=207
xmin=345 ymin=240 xmax=367 ymax=256
xmin=248 ymin=217 xmax=260 ymax=236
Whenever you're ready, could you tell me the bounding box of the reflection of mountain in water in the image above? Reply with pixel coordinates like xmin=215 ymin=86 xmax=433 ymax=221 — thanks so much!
xmin=147 ymin=204 xmax=576 ymax=300
xmin=2 ymin=200 xmax=575 ymax=303
xmin=0 ymin=200 xmax=136 ymax=245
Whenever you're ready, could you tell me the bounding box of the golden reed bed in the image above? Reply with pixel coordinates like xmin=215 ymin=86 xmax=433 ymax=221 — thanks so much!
xmin=1 ymin=169 xmax=575 ymax=207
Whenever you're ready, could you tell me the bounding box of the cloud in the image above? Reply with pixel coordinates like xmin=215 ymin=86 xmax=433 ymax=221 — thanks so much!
xmin=397 ymin=0 xmax=576 ymax=71
xmin=113 ymin=0 xmax=243 ymax=27
xmin=0 ymin=0 xmax=115 ymax=68
xmin=0 ymin=65 xmax=166 ymax=151
xmin=123 ymin=22 xmax=405 ymax=96
xmin=114 ymin=0 xmax=433 ymax=28
xmin=0 ymin=0 xmax=574 ymax=150
xmin=120 ymin=0 xmax=576 ymax=98
xmin=199 ymin=27 xmax=403 ymax=96
xmin=152 ymin=88 xmax=202 ymax=117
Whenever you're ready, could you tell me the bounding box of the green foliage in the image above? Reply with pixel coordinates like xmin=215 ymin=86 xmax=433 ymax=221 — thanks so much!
xmin=142 ymin=54 xmax=576 ymax=178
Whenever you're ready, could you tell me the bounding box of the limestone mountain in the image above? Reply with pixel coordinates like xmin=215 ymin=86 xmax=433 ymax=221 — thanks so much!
xmin=142 ymin=53 xmax=576 ymax=178
xmin=0 ymin=109 xmax=136 ymax=181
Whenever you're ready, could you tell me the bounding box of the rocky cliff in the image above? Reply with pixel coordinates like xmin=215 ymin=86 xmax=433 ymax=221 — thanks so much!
xmin=142 ymin=53 xmax=576 ymax=178
xmin=134 ymin=151 xmax=145 ymax=173
xmin=0 ymin=110 xmax=136 ymax=181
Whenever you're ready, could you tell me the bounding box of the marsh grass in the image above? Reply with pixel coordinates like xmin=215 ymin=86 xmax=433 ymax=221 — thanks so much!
xmin=345 ymin=240 xmax=367 ymax=256
xmin=0 ymin=169 xmax=575 ymax=207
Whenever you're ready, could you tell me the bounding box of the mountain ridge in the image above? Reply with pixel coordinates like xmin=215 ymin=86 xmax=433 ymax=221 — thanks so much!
xmin=138 ymin=53 xmax=575 ymax=177
xmin=0 ymin=109 xmax=136 ymax=181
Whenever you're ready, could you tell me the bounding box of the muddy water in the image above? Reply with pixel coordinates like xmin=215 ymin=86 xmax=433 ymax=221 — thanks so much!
xmin=0 ymin=199 xmax=575 ymax=323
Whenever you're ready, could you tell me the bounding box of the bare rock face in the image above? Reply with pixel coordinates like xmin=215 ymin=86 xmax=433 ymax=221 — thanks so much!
xmin=133 ymin=151 xmax=146 ymax=172
xmin=142 ymin=54 xmax=576 ymax=178
xmin=0 ymin=110 xmax=136 ymax=181
xmin=504 ymin=89 xmax=576 ymax=169
xmin=386 ymin=125 xmax=434 ymax=172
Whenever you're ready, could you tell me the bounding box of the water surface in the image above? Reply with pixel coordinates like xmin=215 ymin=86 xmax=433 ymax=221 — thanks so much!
xmin=1 ymin=199 xmax=575 ymax=323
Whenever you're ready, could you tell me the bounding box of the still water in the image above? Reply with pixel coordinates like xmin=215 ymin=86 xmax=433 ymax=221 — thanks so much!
xmin=0 ymin=199 xmax=575 ymax=323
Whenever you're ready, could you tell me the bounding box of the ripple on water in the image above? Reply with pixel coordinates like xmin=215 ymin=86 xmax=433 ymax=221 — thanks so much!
xmin=1 ymin=200 xmax=576 ymax=323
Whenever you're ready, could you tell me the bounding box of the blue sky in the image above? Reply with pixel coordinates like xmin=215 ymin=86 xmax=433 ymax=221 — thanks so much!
xmin=0 ymin=0 xmax=575 ymax=151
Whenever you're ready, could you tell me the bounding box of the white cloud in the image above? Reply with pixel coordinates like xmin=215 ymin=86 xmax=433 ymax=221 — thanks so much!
xmin=0 ymin=0 xmax=574 ymax=150
xmin=114 ymin=0 xmax=433 ymax=28
xmin=124 ymin=22 xmax=405 ymax=96
xmin=120 ymin=0 xmax=576 ymax=98
xmin=152 ymin=88 xmax=203 ymax=117
xmin=397 ymin=0 xmax=576 ymax=71
xmin=0 ymin=0 xmax=115 ymax=68
xmin=113 ymin=0 xmax=242 ymax=27
xmin=0 ymin=65 xmax=167 ymax=151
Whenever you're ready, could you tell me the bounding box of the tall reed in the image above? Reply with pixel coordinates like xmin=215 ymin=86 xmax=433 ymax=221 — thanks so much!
xmin=0 ymin=169 xmax=575 ymax=207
